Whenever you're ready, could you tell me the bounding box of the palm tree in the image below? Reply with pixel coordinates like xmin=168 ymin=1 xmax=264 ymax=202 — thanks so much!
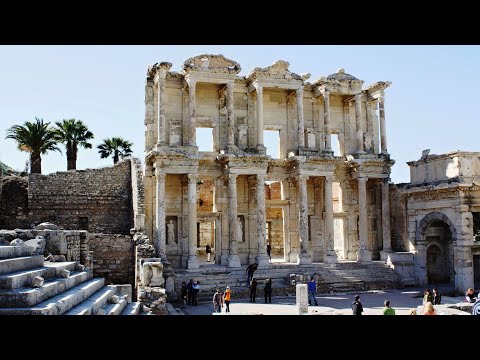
xmin=55 ymin=118 xmax=94 ymax=170
xmin=5 ymin=117 xmax=61 ymax=174
xmin=97 ymin=137 xmax=133 ymax=164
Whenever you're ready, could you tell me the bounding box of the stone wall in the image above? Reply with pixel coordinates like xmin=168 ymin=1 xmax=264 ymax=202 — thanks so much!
xmin=0 ymin=176 xmax=29 ymax=229
xmin=390 ymin=184 xmax=409 ymax=252
xmin=28 ymin=160 xmax=134 ymax=234
xmin=131 ymin=158 xmax=146 ymax=231
xmin=89 ymin=233 xmax=135 ymax=285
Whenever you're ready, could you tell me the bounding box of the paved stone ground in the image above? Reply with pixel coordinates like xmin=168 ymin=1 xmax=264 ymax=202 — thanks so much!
xmin=177 ymin=287 xmax=467 ymax=315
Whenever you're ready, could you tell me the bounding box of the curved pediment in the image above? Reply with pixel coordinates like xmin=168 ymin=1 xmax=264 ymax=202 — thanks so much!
xmin=182 ymin=54 xmax=241 ymax=74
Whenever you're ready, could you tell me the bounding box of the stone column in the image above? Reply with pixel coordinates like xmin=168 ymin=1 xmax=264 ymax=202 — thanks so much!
xmin=380 ymin=179 xmax=392 ymax=262
xmin=297 ymin=87 xmax=305 ymax=148
xmin=187 ymin=174 xmax=199 ymax=269
xmin=297 ymin=175 xmax=312 ymax=264
xmin=256 ymin=174 xmax=270 ymax=268
xmin=156 ymin=67 xmax=168 ymax=146
xmin=356 ymin=177 xmax=371 ymax=261
xmin=324 ymin=176 xmax=337 ymax=263
xmin=323 ymin=92 xmax=332 ymax=151
xmin=379 ymin=94 xmax=388 ymax=154
xmin=186 ymin=80 xmax=197 ymax=147
xmin=154 ymin=169 xmax=166 ymax=260
xmin=227 ymin=174 xmax=241 ymax=267
xmin=144 ymin=79 xmax=155 ymax=152
xmin=255 ymin=84 xmax=265 ymax=151
xmin=226 ymin=81 xmax=236 ymax=150
xmin=355 ymin=93 xmax=365 ymax=154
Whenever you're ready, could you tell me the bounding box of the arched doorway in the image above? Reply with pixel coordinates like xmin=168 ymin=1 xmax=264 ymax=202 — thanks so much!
xmin=417 ymin=214 xmax=455 ymax=285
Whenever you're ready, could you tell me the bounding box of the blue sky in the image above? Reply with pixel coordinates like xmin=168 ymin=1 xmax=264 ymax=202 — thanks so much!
xmin=0 ymin=45 xmax=479 ymax=183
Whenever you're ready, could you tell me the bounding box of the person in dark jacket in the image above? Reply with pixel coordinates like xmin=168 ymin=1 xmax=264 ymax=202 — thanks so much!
xmin=186 ymin=279 xmax=194 ymax=306
xmin=180 ymin=281 xmax=188 ymax=307
xmin=246 ymin=263 xmax=258 ymax=287
xmin=352 ymin=294 xmax=363 ymax=315
xmin=432 ymin=288 xmax=441 ymax=305
xmin=266 ymin=242 xmax=272 ymax=262
xmin=264 ymin=278 xmax=272 ymax=304
xmin=206 ymin=244 xmax=212 ymax=262
xmin=307 ymin=277 xmax=318 ymax=306
xmin=249 ymin=277 xmax=258 ymax=303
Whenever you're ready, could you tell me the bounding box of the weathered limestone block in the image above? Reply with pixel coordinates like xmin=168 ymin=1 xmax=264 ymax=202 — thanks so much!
xmin=60 ymin=269 xmax=70 ymax=278
xmin=110 ymin=295 xmax=120 ymax=304
xmin=10 ymin=239 xmax=25 ymax=246
xmin=0 ymin=230 xmax=18 ymax=242
xmin=24 ymin=236 xmax=46 ymax=255
xmin=45 ymin=233 xmax=67 ymax=255
xmin=13 ymin=229 xmax=35 ymax=240
xmin=139 ymin=287 xmax=167 ymax=315
xmin=0 ymin=238 xmax=9 ymax=246
xmin=75 ymin=263 xmax=85 ymax=272
xmin=32 ymin=276 xmax=44 ymax=287
xmin=142 ymin=261 xmax=164 ymax=287
xmin=96 ymin=308 xmax=105 ymax=315
xmin=50 ymin=255 xmax=66 ymax=262
xmin=296 ymin=284 xmax=308 ymax=315
xmin=35 ymin=222 xmax=58 ymax=230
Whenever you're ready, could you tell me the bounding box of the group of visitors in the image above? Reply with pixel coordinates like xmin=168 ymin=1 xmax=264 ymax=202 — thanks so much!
xmin=212 ymin=286 xmax=231 ymax=313
xmin=180 ymin=279 xmax=201 ymax=307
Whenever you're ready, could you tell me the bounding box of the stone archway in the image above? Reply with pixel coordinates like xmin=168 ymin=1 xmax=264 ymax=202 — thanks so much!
xmin=416 ymin=211 xmax=457 ymax=242
xmin=426 ymin=244 xmax=448 ymax=283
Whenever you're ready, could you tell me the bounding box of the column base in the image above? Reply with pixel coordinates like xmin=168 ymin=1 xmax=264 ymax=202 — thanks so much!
xmin=355 ymin=149 xmax=366 ymax=155
xmin=226 ymin=145 xmax=238 ymax=154
xmin=227 ymin=254 xmax=241 ymax=268
xmin=256 ymin=145 xmax=267 ymax=155
xmin=297 ymin=252 xmax=312 ymax=265
xmin=324 ymin=251 xmax=338 ymax=263
xmin=187 ymin=256 xmax=199 ymax=270
xmin=356 ymin=249 xmax=372 ymax=262
xmin=256 ymin=253 xmax=270 ymax=268
xmin=380 ymin=250 xmax=393 ymax=264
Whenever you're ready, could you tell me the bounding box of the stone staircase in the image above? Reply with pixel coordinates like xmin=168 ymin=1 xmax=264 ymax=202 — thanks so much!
xmin=174 ymin=261 xmax=402 ymax=303
xmin=0 ymin=246 xmax=141 ymax=315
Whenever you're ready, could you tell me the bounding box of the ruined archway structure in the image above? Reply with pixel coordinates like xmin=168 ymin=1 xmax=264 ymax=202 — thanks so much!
xmin=143 ymin=54 xmax=395 ymax=271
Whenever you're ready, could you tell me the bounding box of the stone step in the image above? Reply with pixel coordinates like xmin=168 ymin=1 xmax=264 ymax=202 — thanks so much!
xmin=0 ymin=262 xmax=77 ymax=289
xmin=0 ymin=246 xmax=34 ymax=259
xmin=64 ymin=286 xmax=116 ymax=315
xmin=102 ymin=295 xmax=128 ymax=315
xmin=0 ymin=270 xmax=92 ymax=307
xmin=121 ymin=302 xmax=141 ymax=315
xmin=0 ymin=277 xmax=105 ymax=315
xmin=0 ymin=256 xmax=44 ymax=275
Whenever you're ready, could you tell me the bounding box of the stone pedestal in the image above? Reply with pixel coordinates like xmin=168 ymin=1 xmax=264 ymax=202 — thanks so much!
xmin=296 ymin=284 xmax=308 ymax=315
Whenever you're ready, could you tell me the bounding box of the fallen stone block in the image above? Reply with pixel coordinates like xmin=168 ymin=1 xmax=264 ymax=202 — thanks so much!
xmin=60 ymin=269 xmax=70 ymax=278
xmin=10 ymin=239 xmax=25 ymax=246
xmin=110 ymin=295 xmax=120 ymax=304
xmin=24 ymin=236 xmax=46 ymax=255
xmin=35 ymin=222 xmax=58 ymax=230
xmin=0 ymin=230 xmax=18 ymax=242
xmin=32 ymin=276 xmax=44 ymax=288
xmin=96 ymin=308 xmax=105 ymax=315
xmin=50 ymin=255 xmax=66 ymax=262
xmin=75 ymin=263 xmax=85 ymax=272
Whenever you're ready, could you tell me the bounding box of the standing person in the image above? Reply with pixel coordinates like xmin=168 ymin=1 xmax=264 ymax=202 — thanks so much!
xmin=422 ymin=289 xmax=433 ymax=305
xmin=206 ymin=244 xmax=212 ymax=262
xmin=249 ymin=277 xmax=258 ymax=303
xmin=186 ymin=279 xmax=194 ymax=306
xmin=264 ymin=278 xmax=272 ymax=304
xmin=246 ymin=263 xmax=258 ymax=287
xmin=224 ymin=286 xmax=231 ymax=313
xmin=352 ymin=295 xmax=363 ymax=315
xmin=213 ymin=288 xmax=224 ymax=313
xmin=266 ymin=242 xmax=272 ymax=262
xmin=180 ymin=281 xmax=188 ymax=307
xmin=307 ymin=277 xmax=318 ymax=306
xmin=382 ymin=300 xmax=395 ymax=315
xmin=432 ymin=288 xmax=441 ymax=305
xmin=192 ymin=281 xmax=200 ymax=306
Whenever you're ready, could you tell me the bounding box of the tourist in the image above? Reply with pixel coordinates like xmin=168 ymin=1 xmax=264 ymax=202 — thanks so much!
xmin=186 ymin=279 xmax=194 ymax=306
xmin=423 ymin=301 xmax=436 ymax=315
xmin=180 ymin=281 xmax=187 ymax=307
xmin=264 ymin=278 xmax=272 ymax=304
xmin=422 ymin=289 xmax=433 ymax=305
xmin=307 ymin=277 xmax=318 ymax=306
xmin=224 ymin=286 xmax=231 ymax=313
xmin=465 ymin=288 xmax=477 ymax=303
xmin=213 ymin=288 xmax=224 ymax=313
xmin=246 ymin=263 xmax=258 ymax=287
xmin=382 ymin=300 xmax=395 ymax=315
xmin=249 ymin=277 xmax=258 ymax=303
xmin=206 ymin=244 xmax=212 ymax=262
xmin=192 ymin=280 xmax=200 ymax=306
xmin=432 ymin=288 xmax=441 ymax=305
xmin=266 ymin=242 xmax=272 ymax=262
xmin=352 ymin=295 xmax=363 ymax=315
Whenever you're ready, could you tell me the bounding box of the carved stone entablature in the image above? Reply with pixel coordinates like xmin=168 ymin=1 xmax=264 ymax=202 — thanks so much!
xmin=407 ymin=188 xmax=460 ymax=202
xmin=313 ymin=68 xmax=364 ymax=95
xmin=182 ymin=54 xmax=241 ymax=75
xmin=149 ymin=152 xmax=199 ymax=174
xmin=246 ymin=60 xmax=309 ymax=86
xmin=366 ymin=81 xmax=392 ymax=99
xmin=217 ymin=154 xmax=269 ymax=175
xmin=285 ymin=156 xmax=336 ymax=177
xmin=345 ymin=157 xmax=393 ymax=179
xmin=147 ymin=62 xmax=173 ymax=80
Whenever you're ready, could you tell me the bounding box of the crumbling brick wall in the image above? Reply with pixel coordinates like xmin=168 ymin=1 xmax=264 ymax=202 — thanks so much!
xmin=89 ymin=233 xmax=135 ymax=285
xmin=0 ymin=176 xmax=29 ymax=229
xmin=28 ymin=159 xmax=134 ymax=234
